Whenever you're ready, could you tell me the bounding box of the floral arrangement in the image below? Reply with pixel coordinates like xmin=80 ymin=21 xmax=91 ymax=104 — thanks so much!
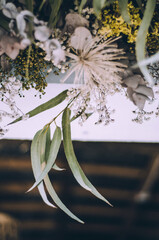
xmin=0 ymin=0 xmax=159 ymax=223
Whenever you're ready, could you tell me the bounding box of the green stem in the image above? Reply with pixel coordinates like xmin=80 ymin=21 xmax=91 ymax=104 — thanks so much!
xmin=47 ymin=92 xmax=81 ymax=126
xmin=25 ymin=45 xmax=32 ymax=80
xmin=26 ymin=0 xmax=33 ymax=12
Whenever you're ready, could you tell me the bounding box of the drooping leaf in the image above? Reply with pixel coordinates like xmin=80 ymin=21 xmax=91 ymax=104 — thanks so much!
xmin=44 ymin=174 xmax=84 ymax=223
xmin=44 ymin=126 xmax=64 ymax=171
xmin=62 ymin=108 xmax=112 ymax=206
xmin=118 ymin=0 xmax=131 ymax=24
xmin=136 ymin=0 xmax=156 ymax=86
xmin=9 ymin=89 xmax=68 ymax=125
xmin=28 ymin=127 xmax=61 ymax=192
xmin=44 ymin=125 xmax=51 ymax=162
xmin=79 ymin=0 xmax=87 ymax=13
xmin=52 ymin=164 xmax=65 ymax=171
xmin=30 ymin=130 xmax=56 ymax=208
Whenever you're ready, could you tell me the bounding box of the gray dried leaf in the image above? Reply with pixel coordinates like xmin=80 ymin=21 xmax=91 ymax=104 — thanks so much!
xmin=134 ymin=85 xmax=154 ymax=98
xmin=132 ymin=93 xmax=148 ymax=110
xmin=123 ymin=75 xmax=143 ymax=89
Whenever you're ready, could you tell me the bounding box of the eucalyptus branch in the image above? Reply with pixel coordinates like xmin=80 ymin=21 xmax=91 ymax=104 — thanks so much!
xmin=47 ymin=92 xmax=81 ymax=126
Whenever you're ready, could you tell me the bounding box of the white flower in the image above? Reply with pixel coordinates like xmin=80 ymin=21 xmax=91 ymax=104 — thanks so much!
xmin=2 ymin=2 xmax=18 ymax=18
xmin=44 ymin=39 xmax=65 ymax=66
xmin=34 ymin=25 xmax=51 ymax=42
xmin=62 ymin=27 xmax=125 ymax=90
xmin=16 ymin=10 xmax=34 ymax=38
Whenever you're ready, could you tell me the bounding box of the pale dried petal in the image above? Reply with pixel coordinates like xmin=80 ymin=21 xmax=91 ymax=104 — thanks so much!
xmin=19 ymin=38 xmax=31 ymax=49
xmin=70 ymin=27 xmax=92 ymax=50
xmin=5 ymin=45 xmax=19 ymax=59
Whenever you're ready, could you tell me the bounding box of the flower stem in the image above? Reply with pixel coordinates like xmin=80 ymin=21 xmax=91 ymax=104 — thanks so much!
xmin=25 ymin=45 xmax=32 ymax=80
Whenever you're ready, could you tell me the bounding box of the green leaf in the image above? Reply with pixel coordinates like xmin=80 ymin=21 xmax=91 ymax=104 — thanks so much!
xmin=26 ymin=0 xmax=33 ymax=12
xmin=44 ymin=125 xmax=51 ymax=162
xmin=9 ymin=89 xmax=68 ymax=125
xmin=44 ymin=126 xmax=64 ymax=171
xmin=118 ymin=0 xmax=131 ymax=24
xmin=79 ymin=0 xmax=87 ymax=13
xmin=136 ymin=0 xmax=156 ymax=86
xmin=44 ymin=174 xmax=84 ymax=223
xmin=0 ymin=12 xmax=10 ymax=31
xmin=93 ymin=0 xmax=106 ymax=17
xmin=30 ymin=130 xmax=56 ymax=208
xmin=48 ymin=0 xmax=63 ymax=27
xmin=62 ymin=108 xmax=112 ymax=206
xmin=28 ymin=127 xmax=61 ymax=192
xmin=53 ymin=164 xmax=65 ymax=171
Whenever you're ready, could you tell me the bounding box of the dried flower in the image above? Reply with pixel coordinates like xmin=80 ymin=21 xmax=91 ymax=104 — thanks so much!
xmin=63 ymin=27 xmax=125 ymax=125
xmin=44 ymin=39 xmax=65 ymax=66
xmin=123 ymin=74 xmax=154 ymax=110
xmin=62 ymin=13 xmax=89 ymax=34
xmin=62 ymin=27 xmax=125 ymax=89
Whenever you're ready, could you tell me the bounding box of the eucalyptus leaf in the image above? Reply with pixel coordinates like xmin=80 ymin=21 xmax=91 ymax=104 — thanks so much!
xmin=30 ymin=130 xmax=56 ymax=208
xmin=44 ymin=174 xmax=84 ymax=223
xmin=62 ymin=108 xmax=112 ymax=206
xmin=118 ymin=0 xmax=131 ymax=24
xmin=44 ymin=125 xmax=64 ymax=171
xmin=9 ymin=89 xmax=68 ymax=125
xmin=53 ymin=163 xmax=65 ymax=171
xmin=136 ymin=0 xmax=156 ymax=86
xmin=28 ymin=127 xmax=61 ymax=192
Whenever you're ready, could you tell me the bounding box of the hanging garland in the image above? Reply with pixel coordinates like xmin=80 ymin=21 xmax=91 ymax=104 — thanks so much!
xmin=0 ymin=0 xmax=159 ymax=222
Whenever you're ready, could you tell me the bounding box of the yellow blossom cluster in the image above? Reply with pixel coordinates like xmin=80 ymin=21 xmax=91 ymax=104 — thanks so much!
xmin=12 ymin=45 xmax=53 ymax=93
xmin=99 ymin=1 xmax=159 ymax=54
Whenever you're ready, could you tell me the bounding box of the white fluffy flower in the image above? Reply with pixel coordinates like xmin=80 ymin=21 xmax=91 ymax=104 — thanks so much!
xmin=62 ymin=27 xmax=125 ymax=90
xmin=44 ymin=39 xmax=65 ymax=66
xmin=34 ymin=25 xmax=51 ymax=42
